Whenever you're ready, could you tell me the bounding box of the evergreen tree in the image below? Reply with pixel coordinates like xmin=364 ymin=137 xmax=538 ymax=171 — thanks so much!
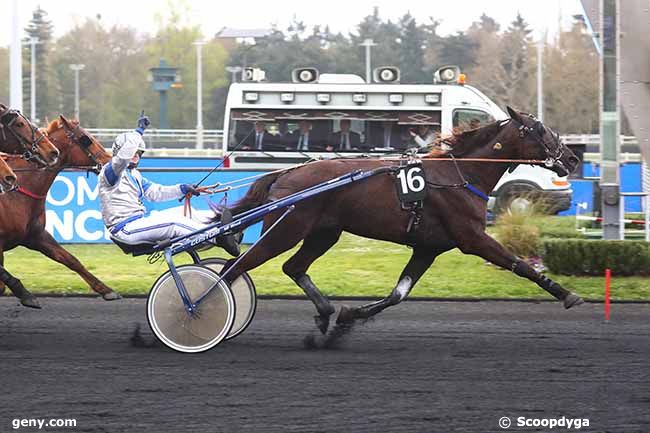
xmin=23 ymin=6 xmax=55 ymax=123
xmin=397 ymin=13 xmax=427 ymax=83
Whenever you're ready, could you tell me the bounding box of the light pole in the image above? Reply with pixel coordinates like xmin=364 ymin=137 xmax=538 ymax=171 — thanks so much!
xmin=360 ymin=38 xmax=377 ymax=83
xmin=536 ymin=39 xmax=544 ymax=122
xmin=10 ymin=0 xmax=23 ymax=111
xmin=225 ymin=66 xmax=242 ymax=83
xmin=193 ymin=41 xmax=206 ymax=149
xmin=29 ymin=37 xmax=41 ymax=122
xmin=69 ymin=64 xmax=85 ymax=121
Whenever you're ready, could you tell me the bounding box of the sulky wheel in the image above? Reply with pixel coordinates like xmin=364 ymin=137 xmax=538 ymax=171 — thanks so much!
xmin=147 ymin=264 xmax=235 ymax=353
xmin=201 ymin=258 xmax=257 ymax=340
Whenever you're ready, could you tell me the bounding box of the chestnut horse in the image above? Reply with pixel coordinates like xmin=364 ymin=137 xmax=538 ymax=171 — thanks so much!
xmin=0 ymin=116 xmax=120 ymax=308
xmin=222 ymin=107 xmax=583 ymax=333
xmin=0 ymin=103 xmax=60 ymax=194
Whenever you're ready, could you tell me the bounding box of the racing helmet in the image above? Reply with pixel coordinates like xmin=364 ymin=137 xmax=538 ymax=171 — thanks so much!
xmin=111 ymin=131 xmax=147 ymax=157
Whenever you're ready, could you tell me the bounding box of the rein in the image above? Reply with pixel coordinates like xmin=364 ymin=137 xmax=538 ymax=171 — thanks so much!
xmin=16 ymin=186 xmax=48 ymax=200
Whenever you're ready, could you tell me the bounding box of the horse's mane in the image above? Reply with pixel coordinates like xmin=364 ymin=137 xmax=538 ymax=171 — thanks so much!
xmin=424 ymin=121 xmax=504 ymax=158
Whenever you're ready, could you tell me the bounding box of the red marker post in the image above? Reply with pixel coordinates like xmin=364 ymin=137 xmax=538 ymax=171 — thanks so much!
xmin=604 ymin=268 xmax=611 ymax=322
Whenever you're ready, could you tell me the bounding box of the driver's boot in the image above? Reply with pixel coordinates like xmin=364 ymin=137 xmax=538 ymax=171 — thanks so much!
xmin=216 ymin=208 xmax=241 ymax=257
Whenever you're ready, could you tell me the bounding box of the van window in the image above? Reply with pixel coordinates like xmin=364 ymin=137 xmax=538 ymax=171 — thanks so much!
xmin=452 ymin=109 xmax=494 ymax=129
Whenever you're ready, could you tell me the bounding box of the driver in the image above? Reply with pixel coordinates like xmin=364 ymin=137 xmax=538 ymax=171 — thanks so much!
xmin=98 ymin=113 xmax=240 ymax=256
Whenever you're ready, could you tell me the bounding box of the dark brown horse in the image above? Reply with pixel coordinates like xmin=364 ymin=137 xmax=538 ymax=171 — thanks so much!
xmin=0 ymin=103 xmax=60 ymax=194
xmin=222 ymin=107 xmax=582 ymax=333
xmin=0 ymin=103 xmax=60 ymax=166
xmin=0 ymin=116 xmax=120 ymax=308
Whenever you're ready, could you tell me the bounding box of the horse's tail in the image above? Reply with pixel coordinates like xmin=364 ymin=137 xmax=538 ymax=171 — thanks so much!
xmin=228 ymin=171 xmax=284 ymax=216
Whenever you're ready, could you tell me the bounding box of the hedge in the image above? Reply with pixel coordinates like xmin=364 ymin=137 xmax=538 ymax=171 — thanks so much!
xmin=542 ymin=240 xmax=650 ymax=276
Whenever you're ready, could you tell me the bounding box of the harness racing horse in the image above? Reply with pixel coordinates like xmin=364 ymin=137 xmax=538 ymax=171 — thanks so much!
xmin=222 ymin=107 xmax=583 ymax=334
xmin=0 ymin=103 xmax=61 ymax=194
xmin=0 ymin=103 xmax=60 ymax=166
xmin=0 ymin=116 xmax=120 ymax=308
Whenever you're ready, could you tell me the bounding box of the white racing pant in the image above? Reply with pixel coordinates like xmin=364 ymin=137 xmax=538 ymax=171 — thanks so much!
xmin=111 ymin=207 xmax=216 ymax=246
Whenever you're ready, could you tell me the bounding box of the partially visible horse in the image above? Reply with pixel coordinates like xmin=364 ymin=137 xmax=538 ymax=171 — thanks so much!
xmin=0 ymin=116 xmax=120 ymax=308
xmin=0 ymin=103 xmax=59 ymax=166
xmin=0 ymin=103 xmax=61 ymax=195
xmin=222 ymin=107 xmax=582 ymax=333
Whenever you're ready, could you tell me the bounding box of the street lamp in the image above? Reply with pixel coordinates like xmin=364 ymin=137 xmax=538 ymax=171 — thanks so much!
xmin=193 ymin=41 xmax=206 ymax=149
xmin=29 ymin=37 xmax=41 ymax=122
xmin=69 ymin=64 xmax=85 ymax=121
xmin=360 ymin=38 xmax=377 ymax=84
xmin=225 ymin=66 xmax=242 ymax=83
xmin=10 ymin=0 xmax=23 ymax=111
xmin=536 ymin=39 xmax=544 ymax=122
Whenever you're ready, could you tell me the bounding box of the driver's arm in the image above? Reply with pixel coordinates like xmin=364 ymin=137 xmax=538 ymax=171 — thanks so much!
xmin=102 ymin=137 xmax=141 ymax=187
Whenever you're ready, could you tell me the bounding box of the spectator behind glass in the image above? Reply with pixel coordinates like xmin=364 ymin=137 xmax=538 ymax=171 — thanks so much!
xmin=408 ymin=124 xmax=437 ymax=150
xmin=288 ymin=120 xmax=325 ymax=151
xmin=243 ymin=121 xmax=276 ymax=150
xmin=326 ymin=119 xmax=362 ymax=152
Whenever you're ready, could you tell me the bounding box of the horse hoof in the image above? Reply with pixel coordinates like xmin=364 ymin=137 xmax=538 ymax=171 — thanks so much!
xmin=20 ymin=296 xmax=41 ymax=309
xmin=314 ymin=314 xmax=330 ymax=335
xmin=102 ymin=291 xmax=122 ymax=301
xmin=336 ymin=305 xmax=356 ymax=325
xmin=564 ymin=293 xmax=584 ymax=309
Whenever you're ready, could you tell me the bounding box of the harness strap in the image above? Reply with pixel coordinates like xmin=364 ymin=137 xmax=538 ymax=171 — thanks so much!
xmin=16 ymin=186 xmax=48 ymax=200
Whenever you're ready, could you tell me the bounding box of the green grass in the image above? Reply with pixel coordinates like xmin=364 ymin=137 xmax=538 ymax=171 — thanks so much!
xmin=2 ymin=232 xmax=649 ymax=300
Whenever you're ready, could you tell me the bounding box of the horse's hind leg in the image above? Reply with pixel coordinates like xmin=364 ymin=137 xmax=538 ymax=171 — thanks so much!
xmin=282 ymin=229 xmax=342 ymax=334
xmin=337 ymin=247 xmax=439 ymax=323
xmin=27 ymin=231 xmax=120 ymax=300
xmin=0 ymin=247 xmax=40 ymax=308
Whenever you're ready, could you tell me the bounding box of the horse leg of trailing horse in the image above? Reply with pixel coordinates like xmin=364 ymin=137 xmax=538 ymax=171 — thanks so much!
xmin=282 ymin=229 xmax=342 ymax=333
xmin=337 ymin=248 xmax=438 ymax=323
xmin=458 ymin=232 xmax=583 ymax=309
xmin=0 ymin=247 xmax=40 ymax=308
xmin=27 ymin=231 xmax=121 ymax=301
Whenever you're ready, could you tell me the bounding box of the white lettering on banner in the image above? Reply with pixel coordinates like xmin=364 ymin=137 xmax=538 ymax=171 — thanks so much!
xmin=47 ymin=175 xmax=98 ymax=206
xmin=46 ymin=210 xmax=74 ymax=240
xmin=47 ymin=176 xmax=75 ymax=206
xmin=77 ymin=177 xmax=99 ymax=206
xmin=74 ymin=211 xmax=104 ymax=241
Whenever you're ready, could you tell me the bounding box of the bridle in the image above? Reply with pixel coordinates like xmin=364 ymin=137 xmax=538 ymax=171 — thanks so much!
xmin=45 ymin=121 xmax=106 ymax=173
xmin=513 ymin=115 xmax=565 ymax=170
xmin=0 ymin=106 xmax=51 ymax=164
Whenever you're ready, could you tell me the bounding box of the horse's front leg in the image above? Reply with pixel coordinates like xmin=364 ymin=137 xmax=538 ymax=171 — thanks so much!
xmin=27 ymin=231 xmax=121 ymax=301
xmin=458 ymin=231 xmax=583 ymax=308
xmin=337 ymin=248 xmax=439 ymax=323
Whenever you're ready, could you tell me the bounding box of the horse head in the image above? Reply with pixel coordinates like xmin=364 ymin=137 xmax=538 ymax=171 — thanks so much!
xmin=505 ymin=106 xmax=579 ymax=177
xmin=0 ymin=158 xmax=18 ymax=193
xmin=0 ymin=103 xmax=60 ymax=166
xmin=46 ymin=115 xmax=111 ymax=172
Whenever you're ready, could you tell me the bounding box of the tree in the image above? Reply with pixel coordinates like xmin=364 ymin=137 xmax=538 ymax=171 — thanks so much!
xmin=23 ymin=6 xmax=55 ymax=123
xmin=397 ymin=13 xmax=427 ymax=83
xmin=500 ymin=13 xmax=535 ymax=109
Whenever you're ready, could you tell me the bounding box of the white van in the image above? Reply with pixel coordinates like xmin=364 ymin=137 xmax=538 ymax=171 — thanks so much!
xmin=220 ymin=66 xmax=572 ymax=214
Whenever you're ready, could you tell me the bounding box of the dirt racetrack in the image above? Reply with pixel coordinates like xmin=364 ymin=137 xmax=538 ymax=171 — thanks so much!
xmin=1 ymin=297 xmax=649 ymax=432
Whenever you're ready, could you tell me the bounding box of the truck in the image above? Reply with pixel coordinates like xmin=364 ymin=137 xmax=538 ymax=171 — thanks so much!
xmin=219 ymin=65 xmax=572 ymax=214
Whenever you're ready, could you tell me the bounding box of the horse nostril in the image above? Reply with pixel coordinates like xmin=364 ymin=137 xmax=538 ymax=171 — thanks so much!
xmin=568 ymin=156 xmax=579 ymax=166
xmin=5 ymin=175 xmax=17 ymax=185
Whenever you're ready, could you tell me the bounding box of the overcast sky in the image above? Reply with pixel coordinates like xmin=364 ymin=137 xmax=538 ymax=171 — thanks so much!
xmin=1 ymin=0 xmax=585 ymax=48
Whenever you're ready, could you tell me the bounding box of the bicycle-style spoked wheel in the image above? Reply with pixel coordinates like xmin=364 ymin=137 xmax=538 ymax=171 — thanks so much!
xmin=147 ymin=265 xmax=235 ymax=353
xmin=201 ymin=258 xmax=257 ymax=340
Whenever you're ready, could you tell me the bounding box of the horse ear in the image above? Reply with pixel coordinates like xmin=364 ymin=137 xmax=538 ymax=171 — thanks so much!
xmin=506 ymin=106 xmax=522 ymax=123
xmin=59 ymin=114 xmax=72 ymax=128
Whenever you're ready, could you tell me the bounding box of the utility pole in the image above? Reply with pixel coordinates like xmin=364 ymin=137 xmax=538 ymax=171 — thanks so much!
xmin=10 ymin=0 xmax=23 ymax=111
xmin=599 ymin=0 xmax=621 ymax=239
xmin=226 ymin=66 xmax=242 ymax=83
xmin=193 ymin=41 xmax=206 ymax=150
xmin=69 ymin=64 xmax=85 ymax=121
xmin=360 ymin=39 xmax=377 ymax=83
xmin=29 ymin=37 xmax=41 ymax=121
xmin=536 ymin=38 xmax=544 ymax=122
